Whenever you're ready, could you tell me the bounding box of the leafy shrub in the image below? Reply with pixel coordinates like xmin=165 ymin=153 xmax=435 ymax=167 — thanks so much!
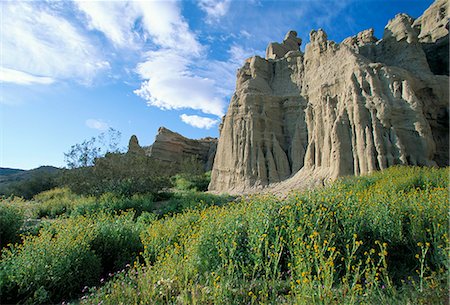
xmin=90 ymin=212 xmax=143 ymax=274
xmin=0 ymin=198 xmax=25 ymax=248
xmin=62 ymin=153 xmax=172 ymax=197
xmin=158 ymin=191 xmax=234 ymax=215
xmin=25 ymin=188 xmax=157 ymax=219
xmin=71 ymin=193 xmax=156 ymax=217
xmin=0 ymin=218 xmax=101 ymax=304
xmin=0 ymin=212 xmax=144 ymax=305
xmin=172 ymin=171 xmax=211 ymax=192
xmin=32 ymin=187 xmax=91 ymax=218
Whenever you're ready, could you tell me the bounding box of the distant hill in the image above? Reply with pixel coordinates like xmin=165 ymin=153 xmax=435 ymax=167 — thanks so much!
xmin=0 ymin=166 xmax=60 ymax=184
xmin=0 ymin=168 xmax=25 ymax=177
xmin=0 ymin=166 xmax=62 ymax=198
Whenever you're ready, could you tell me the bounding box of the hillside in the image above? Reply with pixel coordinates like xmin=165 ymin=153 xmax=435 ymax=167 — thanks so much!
xmin=0 ymin=166 xmax=60 ymax=184
xmin=0 ymin=168 xmax=25 ymax=177
xmin=0 ymin=166 xmax=448 ymax=304
xmin=0 ymin=166 xmax=61 ymax=198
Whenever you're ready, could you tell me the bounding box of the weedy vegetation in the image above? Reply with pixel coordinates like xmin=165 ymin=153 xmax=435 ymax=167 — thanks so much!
xmin=0 ymin=166 xmax=448 ymax=304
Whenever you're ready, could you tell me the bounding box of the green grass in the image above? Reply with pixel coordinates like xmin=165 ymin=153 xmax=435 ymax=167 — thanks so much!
xmin=0 ymin=166 xmax=448 ymax=304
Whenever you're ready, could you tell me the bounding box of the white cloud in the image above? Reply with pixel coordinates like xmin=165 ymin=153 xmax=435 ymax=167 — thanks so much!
xmin=198 ymin=0 xmax=231 ymax=23
xmin=180 ymin=114 xmax=219 ymax=129
xmin=73 ymin=1 xmax=140 ymax=48
xmin=2 ymin=2 xmax=109 ymax=85
xmin=72 ymin=0 xmax=219 ymax=119
xmin=0 ymin=68 xmax=55 ymax=85
xmin=86 ymin=119 xmax=109 ymax=131
xmin=73 ymin=0 xmax=202 ymax=55
xmin=137 ymin=1 xmax=202 ymax=55
xmin=134 ymin=50 xmax=225 ymax=116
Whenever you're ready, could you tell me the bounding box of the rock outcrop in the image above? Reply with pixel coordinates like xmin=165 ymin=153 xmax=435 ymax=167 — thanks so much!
xmin=209 ymin=0 xmax=449 ymax=194
xmin=137 ymin=127 xmax=217 ymax=171
xmin=127 ymin=135 xmax=146 ymax=155
xmin=413 ymin=0 xmax=449 ymax=76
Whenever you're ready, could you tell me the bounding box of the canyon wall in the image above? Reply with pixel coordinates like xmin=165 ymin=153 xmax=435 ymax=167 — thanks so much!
xmin=209 ymin=0 xmax=448 ymax=194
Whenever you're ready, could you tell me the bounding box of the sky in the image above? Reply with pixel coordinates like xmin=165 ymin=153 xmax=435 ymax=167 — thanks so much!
xmin=1 ymin=0 xmax=434 ymax=169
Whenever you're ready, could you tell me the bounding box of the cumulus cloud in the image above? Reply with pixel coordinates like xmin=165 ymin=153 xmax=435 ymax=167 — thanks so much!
xmin=137 ymin=1 xmax=202 ymax=54
xmin=180 ymin=114 xmax=219 ymax=129
xmin=73 ymin=0 xmax=222 ymax=118
xmin=134 ymin=50 xmax=225 ymax=116
xmin=2 ymin=2 xmax=109 ymax=85
xmin=86 ymin=119 xmax=109 ymax=131
xmin=0 ymin=68 xmax=55 ymax=85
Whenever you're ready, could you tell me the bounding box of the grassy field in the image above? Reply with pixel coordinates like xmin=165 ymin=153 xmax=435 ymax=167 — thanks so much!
xmin=0 ymin=166 xmax=448 ymax=304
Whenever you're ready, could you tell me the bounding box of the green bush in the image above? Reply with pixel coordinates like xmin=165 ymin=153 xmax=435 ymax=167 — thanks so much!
xmin=172 ymin=171 xmax=211 ymax=192
xmin=90 ymin=212 xmax=143 ymax=274
xmin=0 ymin=198 xmax=25 ymax=248
xmin=158 ymin=191 xmax=234 ymax=215
xmin=62 ymin=153 xmax=172 ymax=197
xmin=0 ymin=217 xmax=101 ymax=304
xmin=20 ymin=188 xmax=156 ymax=219
xmin=32 ymin=187 xmax=91 ymax=218
xmin=0 ymin=212 xmax=144 ymax=305
xmin=71 ymin=193 xmax=156 ymax=217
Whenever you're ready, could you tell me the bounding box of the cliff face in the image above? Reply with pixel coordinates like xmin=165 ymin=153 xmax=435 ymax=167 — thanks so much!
xmin=131 ymin=127 xmax=218 ymax=171
xmin=209 ymin=0 xmax=449 ymax=194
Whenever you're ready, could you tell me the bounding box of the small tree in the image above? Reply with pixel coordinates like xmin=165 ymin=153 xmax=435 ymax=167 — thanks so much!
xmin=64 ymin=128 xmax=121 ymax=169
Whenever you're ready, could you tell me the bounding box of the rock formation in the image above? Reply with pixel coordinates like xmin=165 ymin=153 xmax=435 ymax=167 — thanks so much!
xmin=209 ymin=0 xmax=449 ymax=194
xmin=129 ymin=127 xmax=218 ymax=171
xmin=127 ymin=135 xmax=146 ymax=155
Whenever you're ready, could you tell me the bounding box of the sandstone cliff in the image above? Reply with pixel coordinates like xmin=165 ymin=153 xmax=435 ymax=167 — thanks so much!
xmin=209 ymin=0 xmax=449 ymax=194
xmin=129 ymin=127 xmax=217 ymax=171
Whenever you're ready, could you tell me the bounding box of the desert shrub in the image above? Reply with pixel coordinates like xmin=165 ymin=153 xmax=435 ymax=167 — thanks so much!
xmin=79 ymin=166 xmax=449 ymax=305
xmin=62 ymin=153 xmax=172 ymax=197
xmin=28 ymin=187 xmax=157 ymax=219
xmin=0 ymin=198 xmax=25 ymax=248
xmin=90 ymin=212 xmax=143 ymax=274
xmin=71 ymin=193 xmax=155 ymax=217
xmin=172 ymin=171 xmax=211 ymax=192
xmin=0 ymin=217 xmax=101 ymax=304
xmin=159 ymin=191 xmax=234 ymax=215
xmin=32 ymin=187 xmax=93 ymax=218
xmin=0 ymin=212 xmax=144 ymax=305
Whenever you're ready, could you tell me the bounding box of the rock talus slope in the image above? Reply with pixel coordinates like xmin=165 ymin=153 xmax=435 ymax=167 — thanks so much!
xmin=209 ymin=0 xmax=449 ymax=194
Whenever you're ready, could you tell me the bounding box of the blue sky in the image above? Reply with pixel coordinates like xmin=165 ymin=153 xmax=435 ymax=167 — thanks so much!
xmin=1 ymin=0 xmax=433 ymax=169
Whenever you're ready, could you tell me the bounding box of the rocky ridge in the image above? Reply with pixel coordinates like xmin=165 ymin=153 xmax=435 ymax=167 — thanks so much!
xmin=209 ymin=0 xmax=449 ymax=194
xmin=128 ymin=127 xmax=218 ymax=171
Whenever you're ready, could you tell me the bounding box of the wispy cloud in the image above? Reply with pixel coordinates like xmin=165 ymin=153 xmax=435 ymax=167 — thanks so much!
xmin=197 ymin=0 xmax=232 ymax=23
xmin=180 ymin=114 xmax=219 ymax=129
xmin=73 ymin=1 xmax=141 ymax=48
xmin=0 ymin=68 xmax=55 ymax=85
xmin=86 ymin=119 xmax=109 ymax=131
xmin=2 ymin=2 xmax=109 ymax=85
